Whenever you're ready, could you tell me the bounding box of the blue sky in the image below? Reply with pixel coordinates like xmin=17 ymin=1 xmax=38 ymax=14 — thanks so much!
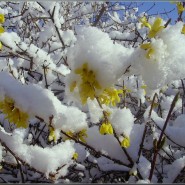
xmin=136 ymin=2 xmax=180 ymax=24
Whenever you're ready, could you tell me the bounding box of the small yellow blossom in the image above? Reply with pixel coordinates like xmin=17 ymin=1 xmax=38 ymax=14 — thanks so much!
xmin=0 ymin=42 xmax=2 ymax=50
xmin=146 ymin=97 xmax=159 ymax=108
xmin=141 ymin=85 xmax=147 ymax=89
xmin=48 ymin=126 xmax=57 ymax=142
xmin=99 ymin=88 xmax=123 ymax=106
xmin=66 ymin=130 xmax=74 ymax=138
xmin=64 ymin=129 xmax=88 ymax=143
xmin=181 ymin=25 xmax=185 ymax=34
xmin=148 ymin=17 xmax=164 ymax=38
xmin=74 ymin=63 xmax=101 ymax=105
xmin=140 ymin=17 xmax=164 ymax=38
xmin=141 ymin=84 xmax=147 ymax=95
xmin=78 ymin=129 xmax=88 ymax=143
xmin=140 ymin=43 xmax=155 ymax=59
xmin=139 ymin=16 xmax=151 ymax=29
xmin=79 ymin=81 xmax=95 ymax=104
xmin=129 ymin=163 xmax=137 ymax=176
xmin=0 ymin=27 xmax=4 ymax=34
xmin=73 ymin=152 xmax=78 ymax=160
xmin=0 ymin=97 xmax=29 ymax=128
xmin=99 ymin=122 xmax=113 ymax=135
xmin=121 ymin=136 xmax=130 ymax=148
xmin=70 ymin=81 xmax=77 ymax=92
xmin=0 ymin=14 xmax=5 ymax=24
xmin=63 ymin=130 xmax=74 ymax=141
xmin=176 ymin=2 xmax=185 ymax=14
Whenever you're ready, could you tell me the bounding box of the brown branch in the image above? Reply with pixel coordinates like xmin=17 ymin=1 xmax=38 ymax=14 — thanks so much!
xmin=136 ymin=93 xmax=158 ymax=164
xmin=148 ymin=92 xmax=180 ymax=181
xmin=92 ymin=2 xmax=109 ymax=27
xmin=61 ymin=130 xmax=131 ymax=168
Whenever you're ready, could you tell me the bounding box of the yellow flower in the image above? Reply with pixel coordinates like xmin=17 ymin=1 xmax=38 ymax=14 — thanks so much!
xmin=176 ymin=2 xmax=185 ymax=14
xmin=63 ymin=130 xmax=74 ymax=141
xmin=78 ymin=129 xmax=88 ymax=143
xmin=148 ymin=17 xmax=164 ymax=38
xmin=64 ymin=129 xmax=88 ymax=143
xmin=0 ymin=97 xmax=29 ymax=128
xmin=0 ymin=42 xmax=2 ymax=49
xmin=181 ymin=25 xmax=185 ymax=34
xmin=139 ymin=16 xmax=151 ymax=30
xmin=73 ymin=152 xmax=78 ymax=160
xmin=74 ymin=63 xmax=101 ymax=105
xmin=141 ymin=84 xmax=147 ymax=95
xmin=121 ymin=136 xmax=130 ymax=148
xmin=70 ymin=81 xmax=77 ymax=92
xmin=48 ymin=126 xmax=57 ymax=142
xmin=99 ymin=88 xmax=123 ymax=106
xmin=99 ymin=122 xmax=113 ymax=135
xmin=0 ymin=14 xmax=5 ymax=24
xmin=0 ymin=27 xmax=4 ymax=34
xmin=140 ymin=17 xmax=164 ymax=38
xmin=79 ymin=81 xmax=95 ymax=104
xmin=140 ymin=43 xmax=155 ymax=59
xmin=141 ymin=85 xmax=147 ymax=89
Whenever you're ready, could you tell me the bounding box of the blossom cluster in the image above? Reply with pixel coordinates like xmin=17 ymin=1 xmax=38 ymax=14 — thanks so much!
xmin=0 ymin=1 xmax=184 ymax=184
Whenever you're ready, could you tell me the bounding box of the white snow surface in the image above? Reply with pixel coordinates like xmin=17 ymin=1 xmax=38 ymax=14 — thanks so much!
xmin=0 ymin=127 xmax=75 ymax=177
xmin=130 ymin=22 xmax=185 ymax=91
xmin=66 ymin=26 xmax=133 ymax=89
xmin=0 ymin=72 xmax=87 ymax=132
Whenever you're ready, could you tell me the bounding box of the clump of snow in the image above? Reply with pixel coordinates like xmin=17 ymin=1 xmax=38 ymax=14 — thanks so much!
xmin=0 ymin=127 xmax=75 ymax=177
xmin=138 ymin=155 xmax=157 ymax=182
xmin=136 ymin=179 xmax=150 ymax=184
xmin=0 ymin=72 xmax=87 ymax=133
xmin=130 ymin=22 xmax=185 ymax=91
xmin=60 ymin=30 xmax=77 ymax=46
xmin=163 ymin=156 xmax=185 ymax=183
xmin=86 ymin=126 xmax=130 ymax=164
xmin=66 ymin=26 xmax=133 ymax=92
xmin=160 ymin=94 xmax=182 ymax=119
xmin=87 ymin=99 xmax=103 ymax=124
xmin=173 ymin=114 xmax=185 ymax=127
xmin=110 ymin=107 xmax=135 ymax=136
xmin=0 ymin=32 xmax=21 ymax=52
xmin=55 ymin=64 xmax=71 ymax=76
xmin=127 ymin=124 xmax=145 ymax=160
